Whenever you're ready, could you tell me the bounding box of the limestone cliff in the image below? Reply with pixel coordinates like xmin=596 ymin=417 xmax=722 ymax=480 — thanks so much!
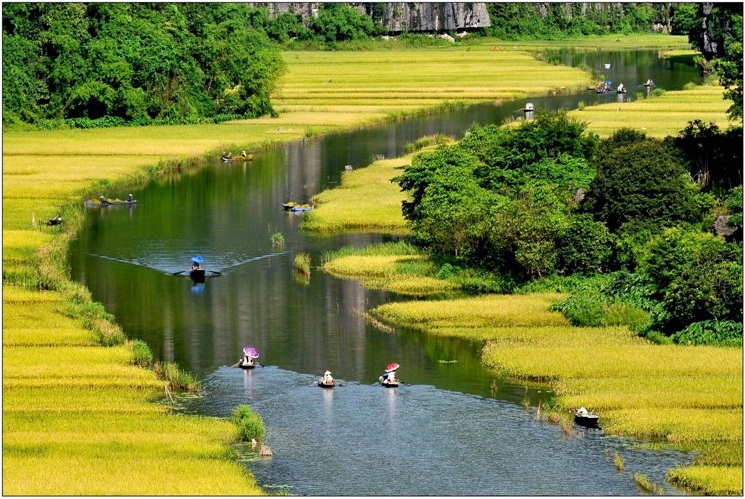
xmin=254 ymin=3 xmax=491 ymax=32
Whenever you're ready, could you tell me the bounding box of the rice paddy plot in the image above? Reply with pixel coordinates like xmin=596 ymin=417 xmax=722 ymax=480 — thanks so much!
xmin=570 ymin=85 xmax=732 ymax=138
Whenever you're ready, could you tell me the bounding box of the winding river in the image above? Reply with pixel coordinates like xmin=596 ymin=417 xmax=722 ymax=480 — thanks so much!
xmin=69 ymin=49 xmax=701 ymax=495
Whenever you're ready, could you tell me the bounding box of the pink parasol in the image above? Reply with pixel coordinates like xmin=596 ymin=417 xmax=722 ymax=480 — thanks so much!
xmin=243 ymin=346 xmax=259 ymax=359
xmin=385 ymin=362 xmax=399 ymax=372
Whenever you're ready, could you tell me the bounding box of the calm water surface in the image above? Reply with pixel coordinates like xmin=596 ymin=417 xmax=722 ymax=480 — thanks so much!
xmin=69 ymin=50 xmax=700 ymax=495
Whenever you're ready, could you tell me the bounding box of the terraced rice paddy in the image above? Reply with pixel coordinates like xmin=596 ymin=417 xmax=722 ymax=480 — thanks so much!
xmin=2 ymin=286 xmax=264 ymax=495
xmin=303 ymin=155 xmax=413 ymax=234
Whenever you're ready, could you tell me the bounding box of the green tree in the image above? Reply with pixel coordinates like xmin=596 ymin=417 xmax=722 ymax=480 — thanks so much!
xmin=266 ymin=12 xmax=309 ymax=43
xmin=488 ymin=185 xmax=571 ymax=279
xmin=2 ymin=3 xmax=285 ymax=125
xmin=640 ymin=228 xmax=743 ymax=334
xmin=581 ymin=135 xmax=703 ymax=232
xmin=308 ymin=3 xmax=376 ymax=43
xmin=556 ymin=214 xmax=614 ymax=275
xmin=394 ymin=145 xmax=481 ymax=223
xmin=461 ymin=112 xmax=596 ymax=193
xmin=414 ymin=166 xmax=506 ymax=264
xmin=671 ymin=3 xmax=699 ymax=35
xmin=673 ymin=120 xmax=743 ymax=194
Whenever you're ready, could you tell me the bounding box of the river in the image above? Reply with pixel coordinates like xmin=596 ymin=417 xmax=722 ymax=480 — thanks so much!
xmin=69 ymin=49 xmax=701 ymax=495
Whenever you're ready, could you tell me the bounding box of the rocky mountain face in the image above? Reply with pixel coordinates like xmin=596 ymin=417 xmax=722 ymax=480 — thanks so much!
xmin=255 ymin=2 xmax=492 ymax=32
xmin=367 ymin=3 xmax=491 ymax=32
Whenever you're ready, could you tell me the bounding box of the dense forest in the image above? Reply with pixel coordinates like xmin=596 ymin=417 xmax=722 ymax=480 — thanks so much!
xmin=2 ymin=3 xmax=286 ymax=127
xmin=3 ymin=2 xmax=742 ymax=126
xmin=394 ymin=114 xmax=743 ymax=346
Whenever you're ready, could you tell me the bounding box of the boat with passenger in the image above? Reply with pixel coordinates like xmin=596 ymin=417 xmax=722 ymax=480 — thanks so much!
xmin=573 ymin=407 xmax=600 ymax=428
xmin=379 ymin=362 xmax=400 ymax=387
xmin=190 ymin=256 xmax=205 ymax=282
xmin=318 ymin=370 xmax=335 ymax=388
xmin=238 ymin=346 xmax=260 ymax=369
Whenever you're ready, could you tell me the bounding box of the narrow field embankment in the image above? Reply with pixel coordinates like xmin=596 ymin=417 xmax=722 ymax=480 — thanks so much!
xmin=2 ymin=41 xmax=594 ymax=494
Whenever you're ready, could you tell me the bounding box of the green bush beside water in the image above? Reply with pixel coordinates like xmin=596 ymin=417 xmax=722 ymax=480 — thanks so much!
xmin=231 ymin=405 xmax=265 ymax=442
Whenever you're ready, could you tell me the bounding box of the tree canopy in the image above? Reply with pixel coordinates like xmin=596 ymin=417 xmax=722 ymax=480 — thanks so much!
xmin=395 ymin=114 xmax=742 ymax=344
xmin=2 ymin=3 xmax=286 ymax=126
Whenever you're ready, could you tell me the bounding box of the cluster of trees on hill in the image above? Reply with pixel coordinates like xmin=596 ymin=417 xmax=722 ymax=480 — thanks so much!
xmin=2 ymin=3 xmax=285 ymax=127
xmin=395 ymin=114 xmax=743 ymax=346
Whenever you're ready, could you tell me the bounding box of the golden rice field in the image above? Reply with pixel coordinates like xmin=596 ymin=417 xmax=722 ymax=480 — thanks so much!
xmin=570 ymin=84 xmax=733 ymax=138
xmin=366 ymin=292 xmax=742 ymax=495
xmin=273 ymin=49 xmax=592 ymax=118
xmin=322 ymin=254 xmax=459 ymax=296
xmin=2 ymin=34 xmax=738 ymax=495
xmin=303 ymin=155 xmax=413 ymax=234
xmin=2 ymin=284 xmax=265 ymax=495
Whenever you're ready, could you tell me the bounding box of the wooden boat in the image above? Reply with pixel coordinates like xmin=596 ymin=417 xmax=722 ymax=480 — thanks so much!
xmin=573 ymin=407 xmax=599 ymax=428
xmin=84 ymin=198 xmax=137 ymax=207
xmin=283 ymin=201 xmax=314 ymax=213
xmin=239 ymin=358 xmax=257 ymax=369
xmin=189 ymin=269 xmax=206 ymax=282
xmin=318 ymin=378 xmax=335 ymax=388
xmin=379 ymin=376 xmax=399 ymax=388
xmin=289 ymin=204 xmax=313 ymax=214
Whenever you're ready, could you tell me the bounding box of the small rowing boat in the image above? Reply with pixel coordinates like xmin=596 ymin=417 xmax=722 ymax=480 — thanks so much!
xmin=574 ymin=407 xmax=599 ymax=428
xmin=239 ymin=346 xmax=260 ymax=369
xmin=84 ymin=198 xmax=137 ymax=207
xmin=379 ymin=376 xmax=399 ymax=387
xmin=318 ymin=370 xmax=334 ymax=387
xmin=190 ymin=256 xmax=206 ymax=283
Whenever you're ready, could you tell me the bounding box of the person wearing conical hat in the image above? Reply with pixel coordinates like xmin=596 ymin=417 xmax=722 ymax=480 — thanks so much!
xmin=322 ymin=370 xmax=333 ymax=385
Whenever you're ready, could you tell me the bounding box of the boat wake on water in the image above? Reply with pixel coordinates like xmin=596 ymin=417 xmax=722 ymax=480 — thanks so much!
xmin=87 ymin=250 xmax=289 ymax=276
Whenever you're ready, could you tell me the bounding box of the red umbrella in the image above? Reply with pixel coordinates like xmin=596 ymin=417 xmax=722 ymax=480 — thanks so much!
xmin=385 ymin=362 xmax=399 ymax=372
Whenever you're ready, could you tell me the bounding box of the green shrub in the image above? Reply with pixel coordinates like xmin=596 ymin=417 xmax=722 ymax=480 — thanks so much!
xmin=156 ymin=362 xmax=200 ymax=392
xmin=672 ymin=320 xmax=743 ymax=346
xmin=271 ymin=232 xmax=285 ymax=248
xmin=131 ymin=340 xmax=153 ymax=367
xmin=231 ymin=404 xmax=265 ymax=441
xmin=436 ymin=263 xmax=457 ymax=279
xmin=549 ymin=273 xmax=651 ymax=328
xmin=294 ymin=252 xmax=311 ymax=275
